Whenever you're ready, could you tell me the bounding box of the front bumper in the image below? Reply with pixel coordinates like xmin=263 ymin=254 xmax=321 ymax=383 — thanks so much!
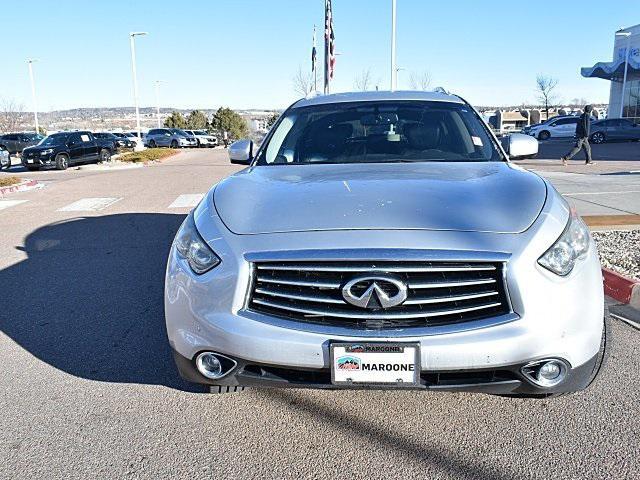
xmin=165 ymin=187 xmax=605 ymax=393
xmin=171 ymin=347 xmax=601 ymax=395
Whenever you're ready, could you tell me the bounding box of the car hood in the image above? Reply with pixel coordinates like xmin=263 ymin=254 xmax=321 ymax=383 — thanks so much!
xmin=213 ymin=162 xmax=547 ymax=235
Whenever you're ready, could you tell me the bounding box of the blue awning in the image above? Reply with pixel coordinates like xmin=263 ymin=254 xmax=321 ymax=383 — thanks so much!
xmin=581 ymin=57 xmax=640 ymax=80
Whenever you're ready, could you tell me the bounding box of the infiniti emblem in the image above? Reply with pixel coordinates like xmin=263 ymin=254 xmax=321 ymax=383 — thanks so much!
xmin=341 ymin=275 xmax=408 ymax=309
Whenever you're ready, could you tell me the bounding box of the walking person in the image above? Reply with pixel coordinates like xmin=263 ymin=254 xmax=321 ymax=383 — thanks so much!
xmin=561 ymin=105 xmax=595 ymax=166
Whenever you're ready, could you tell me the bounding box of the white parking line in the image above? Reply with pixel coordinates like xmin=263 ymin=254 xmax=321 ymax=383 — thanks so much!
xmin=0 ymin=200 xmax=28 ymax=211
xmin=168 ymin=194 xmax=204 ymax=209
xmin=58 ymin=197 xmax=122 ymax=212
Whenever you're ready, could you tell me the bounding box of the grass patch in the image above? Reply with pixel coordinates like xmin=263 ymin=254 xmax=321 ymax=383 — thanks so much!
xmin=118 ymin=148 xmax=178 ymax=163
xmin=0 ymin=176 xmax=22 ymax=187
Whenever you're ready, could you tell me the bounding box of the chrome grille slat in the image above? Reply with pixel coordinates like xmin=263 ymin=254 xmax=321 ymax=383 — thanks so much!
xmin=257 ymin=264 xmax=496 ymax=273
xmin=254 ymin=287 xmax=345 ymax=304
xmin=249 ymin=259 xmax=510 ymax=329
xmin=408 ymin=278 xmax=496 ymax=289
xmin=403 ymin=291 xmax=499 ymax=305
xmin=256 ymin=277 xmax=341 ymax=288
xmin=252 ymin=298 xmax=502 ymax=320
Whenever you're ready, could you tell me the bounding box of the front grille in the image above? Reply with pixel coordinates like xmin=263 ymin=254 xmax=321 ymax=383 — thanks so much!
xmin=248 ymin=260 xmax=510 ymax=329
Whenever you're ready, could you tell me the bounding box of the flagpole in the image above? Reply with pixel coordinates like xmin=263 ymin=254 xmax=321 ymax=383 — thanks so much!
xmin=313 ymin=25 xmax=317 ymax=93
xmin=391 ymin=0 xmax=397 ymax=91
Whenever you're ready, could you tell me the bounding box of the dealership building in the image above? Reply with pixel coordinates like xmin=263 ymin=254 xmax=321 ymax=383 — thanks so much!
xmin=582 ymin=24 xmax=640 ymax=121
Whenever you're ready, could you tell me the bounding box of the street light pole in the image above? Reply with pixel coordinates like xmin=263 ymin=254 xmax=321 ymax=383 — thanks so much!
xmin=27 ymin=59 xmax=39 ymax=134
xmin=617 ymin=31 xmax=632 ymax=118
xmin=390 ymin=0 xmax=397 ymax=91
xmin=129 ymin=32 xmax=147 ymax=145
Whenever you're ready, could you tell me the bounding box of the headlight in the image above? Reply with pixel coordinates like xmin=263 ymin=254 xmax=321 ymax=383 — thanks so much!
xmin=40 ymin=148 xmax=54 ymax=155
xmin=538 ymin=212 xmax=590 ymax=276
xmin=174 ymin=213 xmax=220 ymax=274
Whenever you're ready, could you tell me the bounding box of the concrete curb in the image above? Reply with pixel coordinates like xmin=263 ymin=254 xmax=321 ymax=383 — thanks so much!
xmin=602 ymin=268 xmax=640 ymax=308
xmin=0 ymin=179 xmax=42 ymax=196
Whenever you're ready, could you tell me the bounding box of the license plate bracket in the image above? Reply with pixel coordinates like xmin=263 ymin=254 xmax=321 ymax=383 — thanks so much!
xmin=330 ymin=342 xmax=420 ymax=387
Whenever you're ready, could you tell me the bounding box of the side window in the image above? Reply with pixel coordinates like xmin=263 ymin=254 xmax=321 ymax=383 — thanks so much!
xmin=68 ymin=133 xmax=82 ymax=145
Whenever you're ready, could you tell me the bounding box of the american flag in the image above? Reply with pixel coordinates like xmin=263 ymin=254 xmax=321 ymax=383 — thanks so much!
xmin=324 ymin=0 xmax=335 ymax=93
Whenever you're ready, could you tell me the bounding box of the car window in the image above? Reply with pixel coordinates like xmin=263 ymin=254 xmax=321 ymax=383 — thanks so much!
xmin=68 ymin=133 xmax=82 ymax=144
xmin=148 ymin=129 xmax=158 ymax=135
xmin=257 ymin=101 xmax=503 ymax=165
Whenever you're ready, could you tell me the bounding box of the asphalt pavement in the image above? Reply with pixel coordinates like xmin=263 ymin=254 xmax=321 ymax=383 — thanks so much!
xmin=0 ymin=149 xmax=639 ymax=479
xmin=537 ymin=137 xmax=640 ymax=162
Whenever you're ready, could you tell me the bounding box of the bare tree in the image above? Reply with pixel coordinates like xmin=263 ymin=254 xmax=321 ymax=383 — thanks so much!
xmin=353 ymin=68 xmax=373 ymax=91
xmin=292 ymin=66 xmax=313 ymax=97
xmin=0 ymin=98 xmax=26 ymax=133
xmin=409 ymin=71 xmax=432 ymax=90
xmin=535 ymin=75 xmax=559 ymax=119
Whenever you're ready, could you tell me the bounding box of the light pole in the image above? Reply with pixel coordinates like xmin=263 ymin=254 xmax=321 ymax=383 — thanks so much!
xmin=616 ymin=30 xmax=632 ymax=118
xmin=27 ymin=59 xmax=39 ymax=134
xmin=129 ymin=32 xmax=147 ymax=147
xmin=390 ymin=0 xmax=397 ymax=91
xmin=154 ymin=80 xmax=164 ymax=128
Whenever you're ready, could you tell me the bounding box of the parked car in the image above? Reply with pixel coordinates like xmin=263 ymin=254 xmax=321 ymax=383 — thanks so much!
xmin=110 ymin=132 xmax=138 ymax=149
xmin=184 ymin=130 xmax=218 ymax=147
xmin=528 ymin=116 xmax=581 ymax=140
xmin=589 ymin=118 xmax=640 ymax=144
xmin=93 ymin=132 xmax=135 ymax=150
xmin=165 ymin=90 xmax=607 ymax=397
xmin=21 ymin=131 xmax=115 ymax=170
xmin=144 ymin=128 xmax=197 ymax=148
xmin=0 ymin=145 xmax=10 ymax=170
xmin=521 ymin=123 xmax=542 ymax=135
xmin=0 ymin=132 xmax=44 ymax=155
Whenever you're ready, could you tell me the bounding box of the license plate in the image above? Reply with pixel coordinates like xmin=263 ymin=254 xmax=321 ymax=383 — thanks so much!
xmin=27 ymin=159 xmax=34 ymax=164
xmin=331 ymin=342 xmax=420 ymax=387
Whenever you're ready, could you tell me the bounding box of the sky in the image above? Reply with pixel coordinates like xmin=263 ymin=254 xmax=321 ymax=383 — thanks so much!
xmin=1 ymin=0 xmax=635 ymax=112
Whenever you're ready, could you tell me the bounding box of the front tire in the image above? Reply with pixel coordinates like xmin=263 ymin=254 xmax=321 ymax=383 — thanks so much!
xmin=591 ymin=132 xmax=605 ymax=144
xmin=538 ymin=130 xmax=550 ymax=141
xmin=99 ymin=149 xmax=111 ymax=163
xmin=55 ymin=154 xmax=69 ymax=170
xmin=171 ymin=140 xmax=178 ymax=149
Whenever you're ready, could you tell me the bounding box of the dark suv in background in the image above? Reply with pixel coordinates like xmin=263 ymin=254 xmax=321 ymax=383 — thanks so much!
xmin=0 ymin=132 xmax=44 ymax=155
xmin=21 ymin=131 xmax=115 ymax=170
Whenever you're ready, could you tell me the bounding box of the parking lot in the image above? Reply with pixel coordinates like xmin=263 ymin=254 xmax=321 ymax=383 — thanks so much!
xmin=0 ymin=148 xmax=638 ymax=479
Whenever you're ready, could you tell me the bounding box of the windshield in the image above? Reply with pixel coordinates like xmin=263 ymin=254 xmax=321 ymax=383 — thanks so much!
xmin=194 ymin=130 xmax=207 ymax=135
xmin=256 ymin=101 xmax=504 ymax=165
xmin=171 ymin=129 xmax=189 ymax=136
xmin=38 ymin=134 xmax=68 ymax=146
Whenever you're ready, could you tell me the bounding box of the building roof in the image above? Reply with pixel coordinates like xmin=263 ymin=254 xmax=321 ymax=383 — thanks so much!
xmin=293 ymin=90 xmax=464 ymax=108
xmin=582 ymin=57 xmax=640 ymax=80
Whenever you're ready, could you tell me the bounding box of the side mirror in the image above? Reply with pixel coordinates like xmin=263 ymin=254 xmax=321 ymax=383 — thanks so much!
xmin=229 ymin=139 xmax=253 ymax=165
xmin=505 ymin=133 xmax=539 ymax=160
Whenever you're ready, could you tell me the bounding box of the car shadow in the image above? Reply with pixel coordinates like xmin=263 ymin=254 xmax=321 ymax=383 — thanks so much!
xmin=0 ymin=213 xmax=202 ymax=391
xmin=260 ymin=389 xmax=520 ymax=480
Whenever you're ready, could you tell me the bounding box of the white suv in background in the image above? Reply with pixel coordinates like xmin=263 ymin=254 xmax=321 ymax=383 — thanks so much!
xmin=184 ymin=130 xmax=218 ymax=148
xmin=528 ymin=116 xmax=579 ymax=140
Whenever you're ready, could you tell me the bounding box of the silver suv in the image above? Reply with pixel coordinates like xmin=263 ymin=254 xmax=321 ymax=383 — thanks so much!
xmin=145 ymin=128 xmax=197 ymax=148
xmin=165 ymin=90 xmax=607 ymax=396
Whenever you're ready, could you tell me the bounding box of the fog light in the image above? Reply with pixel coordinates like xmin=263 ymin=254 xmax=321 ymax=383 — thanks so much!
xmin=195 ymin=352 xmax=237 ymax=380
xmin=539 ymin=362 xmax=561 ymax=381
xmin=196 ymin=352 xmax=223 ymax=379
xmin=521 ymin=358 xmax=568 ymax=387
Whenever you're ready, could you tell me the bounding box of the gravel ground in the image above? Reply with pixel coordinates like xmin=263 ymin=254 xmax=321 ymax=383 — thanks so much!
xmin=592 ymin=230 xmax=640 ymax=280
